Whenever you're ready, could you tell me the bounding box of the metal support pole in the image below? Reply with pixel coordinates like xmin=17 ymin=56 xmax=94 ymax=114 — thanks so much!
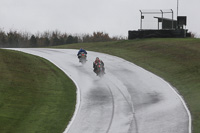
xmin=160 ymin=10 xmax=163 ymax=29
xmin=177 ymin=0 xmax=179 ymax=17
xmin=171 ymin=9 xmax=174 ymax=29
xmin=140 ymin=10 xmax=142 ymax=30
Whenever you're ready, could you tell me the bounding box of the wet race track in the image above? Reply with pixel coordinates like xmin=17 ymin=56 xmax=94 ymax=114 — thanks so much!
xmin=9 ymin=48 xmax=191 ymax=133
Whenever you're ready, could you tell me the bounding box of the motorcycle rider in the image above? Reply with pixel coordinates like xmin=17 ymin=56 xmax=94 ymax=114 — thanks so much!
xmin=77 ymin=48 xmax=87 ymax=62
xmin=93 ymin=57 xmax=105 ymax=74
xmin=77 ymin=48 xmax=87 ymax=59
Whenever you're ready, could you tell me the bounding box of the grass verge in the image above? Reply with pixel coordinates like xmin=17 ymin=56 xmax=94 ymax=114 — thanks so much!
xmin=54 ymin=38 xmax=200 ymax=133
xmin=0 ymin=49 xmax=76 ymax=133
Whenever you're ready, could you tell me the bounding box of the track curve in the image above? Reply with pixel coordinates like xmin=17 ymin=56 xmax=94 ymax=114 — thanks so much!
xmin=8 ymin=48 xmax=190 ymax=133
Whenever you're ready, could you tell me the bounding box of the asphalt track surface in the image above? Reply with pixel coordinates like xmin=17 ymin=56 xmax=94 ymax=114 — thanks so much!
xmin=8 ymin=48 xmax=191 ymax=133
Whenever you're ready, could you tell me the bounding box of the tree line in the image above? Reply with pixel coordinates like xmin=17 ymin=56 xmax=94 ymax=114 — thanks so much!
xmin=0 ymin=28 xmax=125 ymax=48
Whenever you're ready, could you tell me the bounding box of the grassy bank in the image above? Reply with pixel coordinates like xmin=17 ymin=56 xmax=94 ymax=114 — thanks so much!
xmin=54 ymin=38 xmax=200 ymax=133
xmin=0 ymin=49 xmax=76 ymax=133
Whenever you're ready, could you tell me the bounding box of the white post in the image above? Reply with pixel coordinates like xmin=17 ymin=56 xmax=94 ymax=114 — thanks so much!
xmin=177 ymin=0 xmax=179 ymax=17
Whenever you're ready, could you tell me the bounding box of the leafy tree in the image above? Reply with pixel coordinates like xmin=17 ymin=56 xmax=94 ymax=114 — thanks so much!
xmin=44 ymin=37 xmax=50 ymax=46
xmin=92 ymin=32 xmax=111 ymax=42
xmin=66 ymin=35 xmax=78 ymax=44
xmin=7 ymin=31 xmax=19 ymax=47
xmin=30 ymin=35 xmax=37 ymax=47
xmin=0 ymin=30 xmax=7 ymax=47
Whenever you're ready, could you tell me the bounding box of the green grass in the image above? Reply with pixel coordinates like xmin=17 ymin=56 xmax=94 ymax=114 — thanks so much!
xmin=0 ymin=49 xmax=76 ymax=133
xmin=1 ymin=38 xmax=199 ymax=133
xmin=54 ymin=38 xmax=200 ymax=133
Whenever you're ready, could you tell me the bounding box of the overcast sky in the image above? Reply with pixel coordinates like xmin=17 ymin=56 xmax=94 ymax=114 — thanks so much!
xmin=0 ymin=0 xmax=199 ymax=37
